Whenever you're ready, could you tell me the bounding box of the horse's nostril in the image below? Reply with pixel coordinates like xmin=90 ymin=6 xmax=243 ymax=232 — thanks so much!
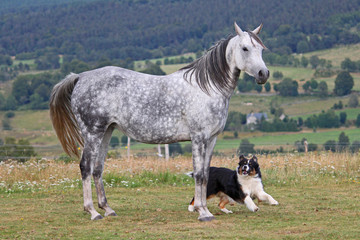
xmin=259 ymin=70 xmax=263 ymax=77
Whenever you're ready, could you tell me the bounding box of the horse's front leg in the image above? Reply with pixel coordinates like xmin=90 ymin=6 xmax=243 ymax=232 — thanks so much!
xmin=191 ymin=136 xmax=217 ymax=221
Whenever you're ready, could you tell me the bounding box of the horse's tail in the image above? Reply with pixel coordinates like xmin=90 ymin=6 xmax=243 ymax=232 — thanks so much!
xmin=49 ymin=73 xmax=83 ymax=158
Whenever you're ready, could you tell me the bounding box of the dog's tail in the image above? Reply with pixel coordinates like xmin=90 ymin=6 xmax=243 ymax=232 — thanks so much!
xmin=185 ymin=171 xmax=194 ymax=178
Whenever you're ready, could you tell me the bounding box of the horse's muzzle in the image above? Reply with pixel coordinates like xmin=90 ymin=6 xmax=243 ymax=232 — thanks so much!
xmin=256 ymin=69 xmax=269 ymax=84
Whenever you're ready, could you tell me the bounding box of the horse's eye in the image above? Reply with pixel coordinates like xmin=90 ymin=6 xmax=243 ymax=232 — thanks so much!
xmin=242 ymin=47 xmax=248 ymax=52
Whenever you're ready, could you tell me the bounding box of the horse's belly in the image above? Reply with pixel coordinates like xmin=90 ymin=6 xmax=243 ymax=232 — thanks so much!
xmin=115 ymin=117 xmax=191 ymax=144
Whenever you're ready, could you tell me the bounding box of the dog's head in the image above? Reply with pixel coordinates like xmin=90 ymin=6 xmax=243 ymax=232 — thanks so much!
xmin=238 ymin=155 xmax=260 ymax=177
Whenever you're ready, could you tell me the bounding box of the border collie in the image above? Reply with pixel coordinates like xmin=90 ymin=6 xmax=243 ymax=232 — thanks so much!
xmin=187 ymin=155 xmax=278 ymax=214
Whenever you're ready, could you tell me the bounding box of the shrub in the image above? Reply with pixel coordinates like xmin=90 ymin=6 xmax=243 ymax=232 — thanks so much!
xmin=356 ymin=114 xmax=360 ymax=127
xmin=337 ymin=132 xmax=350 ymax=152
xmin=350 ymin=141 xmax=360 ymax=153
xmin=277 ymin=78 xmax=298 ymax=96
xmin=0 ymin=137 xmax=36 ymax=162
xmin=348 ymin=94 xmax=359 ymax=108
xmin=109 ymin=136 xmax=120 ymax=148
xmin=57 ymin=153 xmax=77 ymax=163
xmin=169 ymin=142 xmax=183 ymax=156
xmin=5 ymin=111 xmax=15 ymax=118
xmin=238 ymin=139 xmax=255 ymax=155
xmin=273 ymin=71 xmax=283 ymax=79
xmin=324 ymin=140 xmax=337 ymax=152
xmin=334 ymin=71 xmax=354 ymax=96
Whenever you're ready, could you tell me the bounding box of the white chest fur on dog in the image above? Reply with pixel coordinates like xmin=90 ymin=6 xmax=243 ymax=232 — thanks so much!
xmin=237 ymin=172 xmax=278 ymax=212
xmin=237 ymin=174 xmax=264 ymax=198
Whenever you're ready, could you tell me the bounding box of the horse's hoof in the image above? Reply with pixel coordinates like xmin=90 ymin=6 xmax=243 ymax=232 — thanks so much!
xmin=106 ymin=212 xmax=117 ymax=217
xmin=92 ymin=215 xmax=103 ymax=220
xmin=198 ymin=216 xmax=215 ymax=222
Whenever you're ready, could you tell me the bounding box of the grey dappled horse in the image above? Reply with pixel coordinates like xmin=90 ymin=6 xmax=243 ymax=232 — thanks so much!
xmin=49 ymin=22 xmax=269 ymax=221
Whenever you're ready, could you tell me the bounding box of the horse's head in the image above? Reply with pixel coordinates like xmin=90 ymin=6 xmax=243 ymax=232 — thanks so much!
xmin=232 ymin=22 xmax=269 ymax=84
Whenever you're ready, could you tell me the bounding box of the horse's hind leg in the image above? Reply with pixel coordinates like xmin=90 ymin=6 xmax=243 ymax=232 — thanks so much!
xmin=93 ymin=125 xmax=117 ymax=217
xmin=80 ymin=136 xmax=104 ymax=220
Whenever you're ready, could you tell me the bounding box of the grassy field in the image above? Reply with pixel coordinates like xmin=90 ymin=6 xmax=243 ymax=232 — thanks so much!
xmin=300 ymin=43 xmax=360 ymax=68
xmin=1 ymin=153 xmax=359 ymax=239
xmin=1 ymin=107 xmax=359 ymax=157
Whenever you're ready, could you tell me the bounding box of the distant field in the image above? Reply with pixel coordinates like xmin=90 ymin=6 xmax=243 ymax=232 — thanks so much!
xmin=300 ymin=43 xmax=360 ymax=68
xmin=214 ymin=127 xmax=360 ymax=151
xmin=134 ymin=53 xmax=196 ymax=72
xmin=294 ymin=107 xmax=360 ymax=120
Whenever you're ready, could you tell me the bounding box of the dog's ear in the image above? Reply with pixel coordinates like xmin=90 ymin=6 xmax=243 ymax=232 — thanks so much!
xmin=252 ymin=155 xmax=258 ymax=162
xmin=239 ymin=155 xmax=245 ymax=161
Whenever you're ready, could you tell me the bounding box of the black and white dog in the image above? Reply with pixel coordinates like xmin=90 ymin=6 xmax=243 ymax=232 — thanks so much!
xmin=188 ymin=155 xmax=278 ymax=214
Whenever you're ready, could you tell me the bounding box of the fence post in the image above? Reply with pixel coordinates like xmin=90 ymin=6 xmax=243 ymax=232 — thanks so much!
xmin=157 ymin=144 xmax=162 ymax=157
xmin=165 ymin=144 xmax=169 ymax=160
xmin=127 ymin=137 xmax=131 ymax=160
xmin=304 ymin=140 xmax=308 ymax=153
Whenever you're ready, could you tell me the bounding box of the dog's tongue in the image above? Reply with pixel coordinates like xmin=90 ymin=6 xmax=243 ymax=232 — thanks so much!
xmin=243 ymin=170 xmax=248 ymax=175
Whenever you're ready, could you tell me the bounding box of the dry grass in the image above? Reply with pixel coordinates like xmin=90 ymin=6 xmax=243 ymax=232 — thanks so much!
xmin=1 ymin=152 xmax=359 ymax=192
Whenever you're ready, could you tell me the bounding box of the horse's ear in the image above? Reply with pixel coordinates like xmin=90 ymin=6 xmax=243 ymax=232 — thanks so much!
xmin=234 ymin=22 xmax=245 ymax=37
xmin=252 ymin=23 xmax=263 ymax=35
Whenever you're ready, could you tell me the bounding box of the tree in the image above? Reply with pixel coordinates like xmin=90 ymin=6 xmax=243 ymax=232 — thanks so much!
xmin=109 ymin=136 xmax=120 ymax=148
xmin=334 ymin=71 xmax=354 ymax=96
xmin=348 ymin=94 xmax=359 ymax=108
xmin=254 ymin=84 xmax=262 ymax=93
xmin=0 ymin=137 xmax=36 ymax=161
xmin=310 ymin=79 xmax=318 ymax=90
xmin=301 ymin=56 xmax=309 ymax=68
xmin=302 ymin=81 xmax=311 ymax=92
xmin=356 ymin=114 xmax=360 ymax=127
xmin=298 ymin=117 xmax=303 ymax=127
xmin=310 ymin=55 xmax=320 ymax=69
xmin=277 ymin=78 xmax=298 ymax=96
xmin=4 ymin=95 xmax=17 ymax=110
xmin=339 ymin=112 xmax=347 ymax=125
xmin=324 ymin=140 xmax=337 ymax=152
xmin=61 ymin=59 xmax=90 ymax=75
xmin=341 ymin=58 xmax=358 ymax=72
xmin=296 ymin=40 xmax=309 ymax=53
xmin=264 ymin=82 xmax=271 ymax=92
xmin=238 ymin=139 xmax=255 ymax=155
xmin=121 ymin=135 xmax=128 ymax=146
xmin=272 ymin=71 xmax=283 ymax=79
xmin=0 ymin=93 xmax=5 ymax=110
xmin=318 ymin=81 xmax=328 ymax=97
xmin=350 ymin=141 xmax=360 ymax=153
xmin=169 ymin=142 xmax=183 ymax=156
xmin=337 ymin=132 xmax=350 ymax=152
xmin=140 ymin=62 xmax=165 ymax=75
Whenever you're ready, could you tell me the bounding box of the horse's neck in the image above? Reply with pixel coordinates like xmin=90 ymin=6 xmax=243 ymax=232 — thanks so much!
xmin=225 ymin=37 xmax=241 ymax=81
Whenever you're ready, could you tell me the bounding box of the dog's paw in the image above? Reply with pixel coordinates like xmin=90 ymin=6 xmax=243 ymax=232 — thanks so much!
xmin=249 ymin=206 xmax=259 ymax=212
xmin=270 ymin=200 xmax=279 ymax=205
xmin=220 ymin=208 xmax=233 ymax=214
xmin=188 ymin=205 xmax=195 ymax=212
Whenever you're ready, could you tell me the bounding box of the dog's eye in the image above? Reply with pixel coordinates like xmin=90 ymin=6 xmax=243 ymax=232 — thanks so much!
xmin=242 ymin=47 xmax=248 ymax=52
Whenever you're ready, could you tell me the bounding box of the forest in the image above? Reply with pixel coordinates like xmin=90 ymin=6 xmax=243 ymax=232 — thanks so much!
xmin=0 ymin=0 xmax=359 ymax=62
xmin=0 ymin=0 xmax=360 ymax=135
